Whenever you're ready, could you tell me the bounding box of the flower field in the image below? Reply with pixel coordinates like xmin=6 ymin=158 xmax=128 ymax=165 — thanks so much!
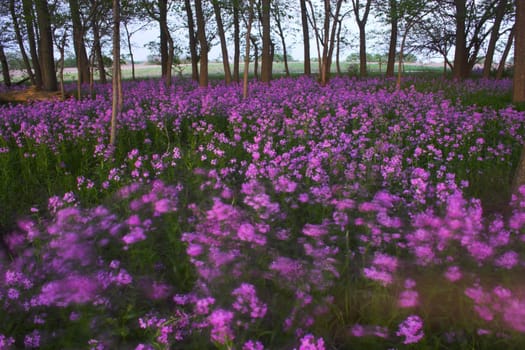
xmin=1 ymin=76 xmax=525 ymax=349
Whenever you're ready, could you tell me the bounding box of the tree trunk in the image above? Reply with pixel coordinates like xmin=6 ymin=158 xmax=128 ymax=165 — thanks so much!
xmin=274 ymin=7 xmax=290 ymax=77
xmin=512 ymin=0 xmax=525 ymax=195
xmin=513 ymin=0 xmax=525 ymax=103
xmin=320 ymin=56 xmax=329 ymax=86
xmin=358 ymin=24 xmax=367 ymax=77
xmin=213 ymin=0 xmax=232 ymax=84
xmin=0 ymin=44 xmax=11 ymax=87
xmin=252 ymin=37 xmax=259 ymax=80
xmin=69 ymin=0 xmax=90 ymax=84
xmin=261 ymin=0 xmax=272 ymax=83
xmin=9 ymin=0 xmax=35 ymax=85
xmin=320 ymin=0 xmax=343 ymax=86
xmin=159 ymin=0 xmax=169 ymax=79
xmin=453 ymin=0 xmax=468 ymax=79
xmin=352 ymin=0 xmax=372 ymax=78
xmin=483 ymin=0 xmax=508 ymax=78
xmin=496 ymin=25 xmax=514 ymax=79
xmin=195 ymin=0 xmax=208 ymax=87
xmin=270 ymin=41 xmax=275 ymax=66
xmin=306 ymin=0 xmax=322 ymax=75
xmin=123 ymin=22 xmax=136 ymax=80
xmin=89 ymin=52 xmax=95 ymax=98
xmin=336 ymin=19 xmax=342 ymax=75
xmin=93 ymin=19 xmax=107 ymax=83
xmin=110 ymin=0 xmax=121 ymax=146
xmin=300 ymin=0 xmax=311 ymax=75
xmin=35 ymin=0 xmax=58 ymax=91
xmin=397 ymin=25 xmax=410 ymax=89
xmin=184 ymin=0 xmax=199 ymax=81
xmin=320 ymin=0 xmax=331 ymax=86
xmin=22 ymin=0 xmax=43 ymax=88
xmin=160 ymin=19 xmax=173 ymax=87
xmin=386 ymin=0 xmax=398 ymax=78
xmin=233 ymin=0 xmax=241 ymax=82
xmin=243 ymin=0 xmax=255 ymax=98
xmin=57 ymin=31 xmax=67 ymax=98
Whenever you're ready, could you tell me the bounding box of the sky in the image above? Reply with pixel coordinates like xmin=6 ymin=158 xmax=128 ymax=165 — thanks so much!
xmin=126 ymin=10 xmax=372 ymax=64
xmin=123 ymin=3 xmax=483 ymax=66
xmin=129 ymin=24 xmax=314 ymax=63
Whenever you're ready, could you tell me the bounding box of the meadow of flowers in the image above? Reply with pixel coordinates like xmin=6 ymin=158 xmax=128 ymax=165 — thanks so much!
xmin=1 ymin=76 xmax=525 ymax=349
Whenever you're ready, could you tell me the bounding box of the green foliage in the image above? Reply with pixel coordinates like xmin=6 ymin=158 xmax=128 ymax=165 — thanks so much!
xmin=273 ymin=53 xmax=295 ymax=62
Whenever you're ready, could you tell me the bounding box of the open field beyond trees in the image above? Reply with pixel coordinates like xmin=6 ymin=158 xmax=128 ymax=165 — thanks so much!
xmin=1 ymin=75 xmax=525 ymax=349
xmin=3 ymin=61 xmax=447 ymax=84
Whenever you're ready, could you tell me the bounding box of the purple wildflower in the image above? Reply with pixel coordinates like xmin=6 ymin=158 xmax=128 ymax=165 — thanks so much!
xmin=232 ymin=283 xmax=267 ymax=319
xmin=396 ymin=315 xmax=424 ymax=344
xmin=398 ymin=290 xmax=419 ymax=308
xmin=296 ymin=334 xmax=325 ymax=350
xmin=208 ymin=309 xmax=234 ymax=344
xmin=444 ymin=266 xmax=462 ymax=282
xmin=243 ymin=340 xmax=265 ymax=350
xmin=24 ymin=330 xmax=41 ymax=348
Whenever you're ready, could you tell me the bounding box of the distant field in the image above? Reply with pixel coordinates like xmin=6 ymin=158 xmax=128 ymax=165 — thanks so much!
xmin=3 ymin=61 xmax=446 ymax=84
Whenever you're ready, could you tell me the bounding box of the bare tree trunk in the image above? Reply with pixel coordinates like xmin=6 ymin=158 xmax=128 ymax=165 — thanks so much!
xmin=397 ymin=28 xmax=409 ymax=89
xmin=281 ymin=42 xmax=290 ymax=77
xmin=261 ymin=0 xmax=272 ymax=82
xmin=274 ymin=6 xmax=290 ymax=77
xmin=89 ymin=52 xmax=95 ymax=98
xmin=320 ymin=0 xmax=331 ymax=85
xmin=69 ymin=0 xmax=90 ymax=84
xmin=320 ymin=0 xmax=343 ymax=86
xmin=92 ymin=19 xmax=107 ymax=84
xmin=22 ymin=0 xmax=43 ymax=88
xmin=57 ymin=31 xmax=67 ymax=98
xmin=118 ymin=63 xmax=123 ymax=108
xmin=386 ymin=0 xmax=397 ymax=77
xmin=252 ymin=37 xmax=259 ymax=80
xmin=9 ymin=0 xmax=35 ymax=85
xmin=512 ymin=0 xmax=525 ymax=195
xmin=123 ymin=22 xmax=136 ymax=80
xmin=306 ymin=0 xmax=322 ymax=75
xmin=233 ymin=0 xmax=241 ymax=82
xmin=453 ymin=0 xmax=468 ymax=79
xmin=184 ymin=0 xmax=199 ymax=81
xmin=483 ymin=0 xmax=508 ymax=78
xmin=213 ymin=0 xmax=232 ymax=84
xmin=159 ymin=0 xmax=169 ymax=79
xmin=35 ymin=0 xmax=58 ymax=91
xmin=300 ymin=0 xmax=311 ymax=75
xmin=513 ymin=1 xmax=525 ymax=103
xmin=358 ymin=24 xmax=367 ymax=77
xmin=110 ymin=0 xmax=121 ymax=146
xmin=270 ymin=41 xmax=275 ymax=67
xmin=0 ymin=44 xmax=11 ymax=87
xmin=496 ymin=25 xmax=515 ymax=79
xmin=160 ymin=20 xmax=173 ymax=87
xmin=243 ymin=0 xmax=255 ymax=99
xmin=352 ymin=0 xmax=372 ymax=78
xmin=336 ymin=19 xmax=342 ymax=75
xmin=195 ymin=0 xmax=208 ymax=87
